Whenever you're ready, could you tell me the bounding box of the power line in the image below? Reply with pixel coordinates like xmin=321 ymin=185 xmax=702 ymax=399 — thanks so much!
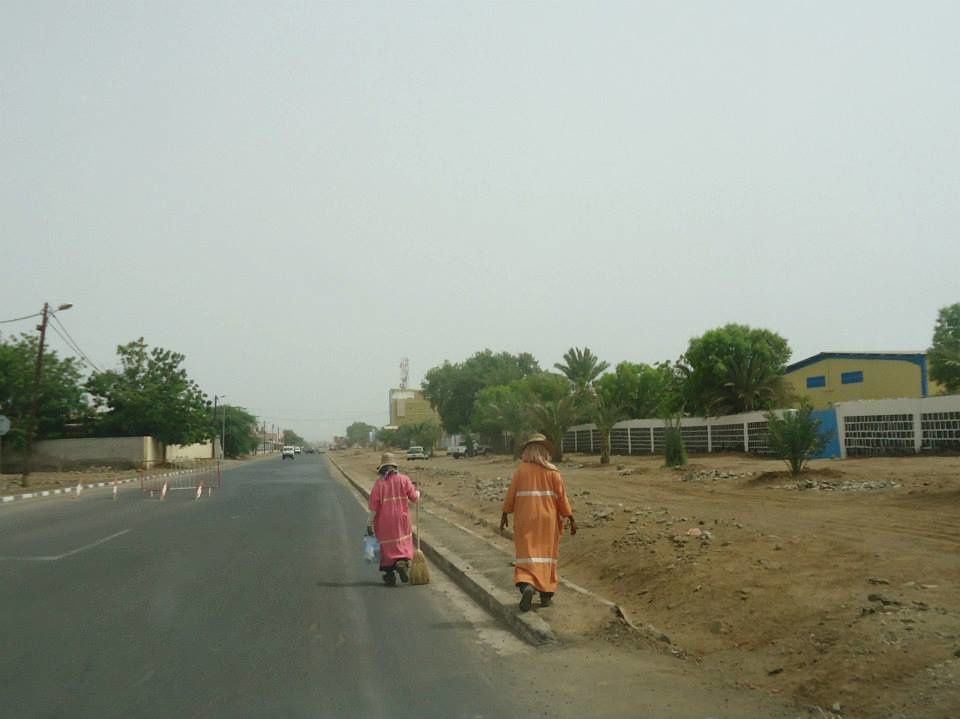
xmin=0 ymin=310 xmax=43 ymax=325
xmin=47 ymin=321 xmax=103 ymax=373
xmin=49 ymin=313 xmax=103 ymax=372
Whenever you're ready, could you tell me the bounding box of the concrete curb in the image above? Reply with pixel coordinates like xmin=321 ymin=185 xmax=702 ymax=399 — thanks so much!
xmin=326 ymin=455 xmax=556 ymax=647
xmin=0 ymin=456 xmax=272 ymax=507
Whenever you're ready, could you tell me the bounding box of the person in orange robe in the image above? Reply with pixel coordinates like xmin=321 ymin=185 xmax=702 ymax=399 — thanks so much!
xmin=500 ymin=433 xmax=577 ymax=612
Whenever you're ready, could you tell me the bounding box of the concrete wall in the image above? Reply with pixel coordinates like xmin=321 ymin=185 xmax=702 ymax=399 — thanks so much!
xmin=1 ymin=436 xmax=164 ymax=473
xmin=562 ymin=394 xmax=960 ymax=461
xmin=165 ymin=442 xmax=214 ymax=462
xmin=835 ymin=394 xmax=960 ymax=457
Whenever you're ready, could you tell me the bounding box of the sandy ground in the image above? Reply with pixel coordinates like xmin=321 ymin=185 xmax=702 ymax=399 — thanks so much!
xmin=336 ymin=448 xmax=960 ymax=719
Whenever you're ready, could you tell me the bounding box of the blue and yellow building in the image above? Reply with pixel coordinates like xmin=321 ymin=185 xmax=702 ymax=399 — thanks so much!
xmin=785 ymin=352 xmax=945 ymax=409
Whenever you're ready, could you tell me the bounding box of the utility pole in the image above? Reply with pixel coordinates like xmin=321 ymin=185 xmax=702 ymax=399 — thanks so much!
xmin=221 ymin=399 xmax=227 ymax=460
xmin=22 ymin=302 xmax=72 ymax=486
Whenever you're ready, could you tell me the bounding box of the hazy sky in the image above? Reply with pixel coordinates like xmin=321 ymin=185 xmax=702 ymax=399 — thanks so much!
xmin=2 ymin=2 xmax=958 ymax=441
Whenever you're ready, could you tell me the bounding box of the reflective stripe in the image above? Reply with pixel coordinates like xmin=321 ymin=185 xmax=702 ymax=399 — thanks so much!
xmin=516 ymin=490 xmax=557 ymax=498
xmin=514 ymin=557 xmax=558 ymax=565
xmin=379 ymin=533 xmax=412 ymax=545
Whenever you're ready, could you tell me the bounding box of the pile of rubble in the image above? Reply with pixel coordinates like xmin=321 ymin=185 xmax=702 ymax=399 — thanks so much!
xmin=780 ymin=478 xmax=900 ymax=492
xmin=679 ymin=469 xmax=753 ymax=482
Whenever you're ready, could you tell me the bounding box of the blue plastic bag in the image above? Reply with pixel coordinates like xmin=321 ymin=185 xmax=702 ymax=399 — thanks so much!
xmin=363 ymin=535 xmax=380 ymax=563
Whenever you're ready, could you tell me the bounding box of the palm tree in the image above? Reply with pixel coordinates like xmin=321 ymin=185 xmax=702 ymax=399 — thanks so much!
xmin=554 ymin=347 xmax=610 ymax=391
xmin=591 ymin=392 xmax=628 ymax=465
xmin=709 ymin=354 xmax=789 ymax=415
xmin=528 ymin=393 xmax=582 ymax=462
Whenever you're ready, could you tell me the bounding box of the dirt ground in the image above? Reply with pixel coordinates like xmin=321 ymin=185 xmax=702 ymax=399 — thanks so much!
xmin=336 ymin=448 xmax=960 ymax=719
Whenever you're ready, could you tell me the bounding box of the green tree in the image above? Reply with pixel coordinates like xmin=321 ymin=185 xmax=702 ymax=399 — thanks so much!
xmin=86 ymin=338 xmax=211 ymax=446
xmin=554 ymin=347 xmax=610 ymax=391
xmin=376 ymin=421 xmax=442 ymax=451
xmin=929 ymin=303 xmax=960 ymax=393
xmin=283 ymin=428 xmax=306 ymax=446
xmin=0 ymin=333 xmax=89 ymax=452
xmin=765 ymin=402 xmax=828 ymax=475
xmin=219 ymin=406 xmax=260 ymax=458
xmin=528 ymin=390 xmax=582 ymax=463
xmin=344 ymin=422 xmax=376 ymax=447
xmin=422 ymin=350 xmax=541 ymax=433
xmin=472 ymin=373 xmax=572 ymax=456
xmin=595 ymin=361 xmax=675 ymax=419
xmin=679 ymin=324 xmax=791 ymax=416
xmin=591 ymin=384 xmax=628 ymax=465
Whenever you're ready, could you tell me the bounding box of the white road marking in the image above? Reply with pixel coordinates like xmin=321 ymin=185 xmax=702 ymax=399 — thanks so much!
xmin=0 ymin=529 xmax=131 ymax=562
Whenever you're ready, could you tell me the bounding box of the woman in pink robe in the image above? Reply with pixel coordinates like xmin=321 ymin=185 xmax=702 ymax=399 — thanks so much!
xmin=368 ymin=453 xmax=420 ymax=586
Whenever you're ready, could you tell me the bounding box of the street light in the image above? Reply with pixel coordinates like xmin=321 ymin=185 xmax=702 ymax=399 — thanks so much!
xmin=22 ymin=302 xmax=72 ymax=485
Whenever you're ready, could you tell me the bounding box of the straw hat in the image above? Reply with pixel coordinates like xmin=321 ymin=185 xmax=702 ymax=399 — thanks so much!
xmin=521 ymin=432 xmax=554 ymax=454
xmin=376 ymin=452 xmax=399 ymax=472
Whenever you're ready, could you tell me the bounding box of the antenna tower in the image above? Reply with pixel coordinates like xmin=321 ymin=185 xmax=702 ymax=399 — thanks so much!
xmin=399 ymin=357 xmax=410 ymax=390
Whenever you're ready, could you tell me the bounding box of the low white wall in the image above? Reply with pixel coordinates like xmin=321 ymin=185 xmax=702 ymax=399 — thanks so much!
xmin=165 ymin=442 xmax=214 ymax=462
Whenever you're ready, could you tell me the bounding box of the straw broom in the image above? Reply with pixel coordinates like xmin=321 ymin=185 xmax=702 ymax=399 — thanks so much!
xmin=409 ymin=480 xmax=430 ymax=585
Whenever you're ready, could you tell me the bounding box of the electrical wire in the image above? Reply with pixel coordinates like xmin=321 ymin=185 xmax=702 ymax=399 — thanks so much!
xmin=48 ymin=314 xmax=104 ymax=372
xmin=0 ymin=310 xmax=43 ymax=325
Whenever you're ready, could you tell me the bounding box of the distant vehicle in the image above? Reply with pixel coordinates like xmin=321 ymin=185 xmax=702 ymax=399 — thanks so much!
xmin=282 ymin=446 xmax=296 ymax=460
xmin=305 ymin=448 xmax=315 ymax=454
xmin=450 ymin=444 xmax=487 ymax=459
xmin=406 ymin=446 xmax=429 ymax=461
xmin=294 ymin=446 xmax=302 ymax=454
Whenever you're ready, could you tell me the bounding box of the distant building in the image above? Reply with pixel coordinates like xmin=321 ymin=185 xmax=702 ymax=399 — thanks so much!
xmin=784 ymin=352 xmax=945 ymax=409
xmin=388 ymin=389 xmax=441 ymax=427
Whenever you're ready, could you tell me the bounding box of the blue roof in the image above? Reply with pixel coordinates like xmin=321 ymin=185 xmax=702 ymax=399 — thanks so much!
xmin=785 ymin=352 xmax=926 ymax=374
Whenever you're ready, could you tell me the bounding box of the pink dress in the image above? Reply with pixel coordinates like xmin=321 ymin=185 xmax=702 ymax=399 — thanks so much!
xmin=368 ymin=471 xmax=420 ymax=569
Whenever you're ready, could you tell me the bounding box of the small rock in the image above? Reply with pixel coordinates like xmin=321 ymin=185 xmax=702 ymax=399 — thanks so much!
xmin=867 ymin=577 xmax=890 ymax=585
xmin=831 ymin=702 xmax=842 ymax=713
xmin=767 ymin=667 xmax=784 ymax=676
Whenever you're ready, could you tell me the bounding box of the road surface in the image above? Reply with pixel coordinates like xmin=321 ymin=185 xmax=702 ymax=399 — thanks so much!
xmin=0 ymin=455 xmax=532 ymax=718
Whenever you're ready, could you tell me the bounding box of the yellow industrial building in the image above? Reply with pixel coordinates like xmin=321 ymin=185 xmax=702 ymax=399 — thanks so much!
xmin=388 ymin=389 xmax=441 ymax=427
xmin=785 ymin=352 xmax=945 ymax=408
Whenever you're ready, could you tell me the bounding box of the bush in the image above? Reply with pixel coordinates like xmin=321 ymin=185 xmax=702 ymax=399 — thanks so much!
xmin=664 ymin=417 xmax=687 ymax=467
xmin=765 ymin=402 xmax=828 ymax=475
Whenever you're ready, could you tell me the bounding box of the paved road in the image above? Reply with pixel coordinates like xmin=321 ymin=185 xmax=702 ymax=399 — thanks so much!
xmin=0 ymin=456 xmax=528 ymax=718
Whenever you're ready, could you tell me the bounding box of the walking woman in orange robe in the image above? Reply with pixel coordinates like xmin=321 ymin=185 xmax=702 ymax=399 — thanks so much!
xmin=500 ymin=433 xmax=577 ymax=612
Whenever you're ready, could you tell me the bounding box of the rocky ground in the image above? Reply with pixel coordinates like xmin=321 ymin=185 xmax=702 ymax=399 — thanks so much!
xmin=336 ymin=449 xmax=960 ymax=719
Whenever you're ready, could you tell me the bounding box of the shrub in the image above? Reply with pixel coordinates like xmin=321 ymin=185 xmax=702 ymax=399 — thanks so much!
xmin=664 ymin=417 xmax=687 ymax=467
xmin=765 ymin=402 xmax=828 ymax=475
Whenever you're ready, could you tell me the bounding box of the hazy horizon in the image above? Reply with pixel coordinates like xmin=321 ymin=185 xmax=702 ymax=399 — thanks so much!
xmin=3 ymin=1 xmax=958 ymax=440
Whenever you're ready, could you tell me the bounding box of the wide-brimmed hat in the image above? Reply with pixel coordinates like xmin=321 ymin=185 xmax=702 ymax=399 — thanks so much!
xmin=376 ymin=452 xmax=399 ymax=472
xmin=521 ymin=433 xmax=554 ymax=454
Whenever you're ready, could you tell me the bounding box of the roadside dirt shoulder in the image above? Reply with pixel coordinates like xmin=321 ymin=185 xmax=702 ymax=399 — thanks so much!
xmin=333 ymin=448 xmax=960 ymax=719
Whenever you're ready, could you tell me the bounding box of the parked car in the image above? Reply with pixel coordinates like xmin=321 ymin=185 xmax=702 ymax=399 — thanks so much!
xmin=450 ymin=444 xmax=487 ymax=458
xmin=281 ymin=446 xmax=296 ymax=460
xmin=294 ymin=446 xmax=302 ymax=454
xmin=406 ymin=446 xmax=429 ymax=460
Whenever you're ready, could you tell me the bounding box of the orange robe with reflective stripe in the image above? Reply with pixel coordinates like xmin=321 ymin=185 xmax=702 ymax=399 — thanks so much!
xmin=501 ymin=462 xmax=573 ymax=593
